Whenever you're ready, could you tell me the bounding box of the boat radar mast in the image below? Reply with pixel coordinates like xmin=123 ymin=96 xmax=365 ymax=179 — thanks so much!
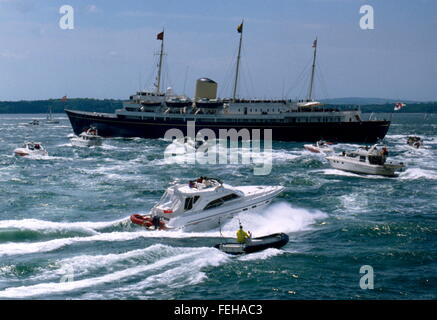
xmin=232 ymin=20 xmax=244 ymax=102
xmin=155 ymin=29 xmax=165 ymax=94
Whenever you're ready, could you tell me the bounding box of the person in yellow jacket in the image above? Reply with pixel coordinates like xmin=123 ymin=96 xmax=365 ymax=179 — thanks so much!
xmin=236 ymin=225 xmax=252 ymax=244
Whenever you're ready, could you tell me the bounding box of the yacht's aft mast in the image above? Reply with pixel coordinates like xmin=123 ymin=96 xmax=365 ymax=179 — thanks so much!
xmin=155 ymin=29 xmax=165 ymax=94
xmin=307 ymin=37 xmax=317 ymax=101
xmin=232 ymin=21 xmax=244 ymax=102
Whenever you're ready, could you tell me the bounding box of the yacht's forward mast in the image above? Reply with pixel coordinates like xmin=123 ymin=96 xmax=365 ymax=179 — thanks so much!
xmin=232 ymin=21 xmax=244 ymax=101
xmin=307 ymin=37 xmax=317 ymax=101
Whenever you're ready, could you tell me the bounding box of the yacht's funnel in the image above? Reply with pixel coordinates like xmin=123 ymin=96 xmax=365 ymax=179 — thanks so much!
xmin=195 ymin=78 xmax=218 ymax=101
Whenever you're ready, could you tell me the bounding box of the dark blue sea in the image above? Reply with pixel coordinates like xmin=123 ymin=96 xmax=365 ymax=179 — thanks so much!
xmin=0 ymin=113 xmax=435 ymax=299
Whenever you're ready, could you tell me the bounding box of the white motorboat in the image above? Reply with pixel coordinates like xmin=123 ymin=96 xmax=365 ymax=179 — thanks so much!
xmin=70 ymin=127 xmax=103 ymax=147
xmin=304 ymin=140 xmax=334 ymax=154
xmin=130 ymin=177 xmax=284 ymax=231
xmin=326 ymin=144 xmax=405 ymax=177
xmin=26 ymin=119 xmax=40 ymax=126
xmin=164 ymin=136 xmax=207 ymax=156
xmin=14 ymin=142 xmax=48 ymax=157
xmin=407 ymin=136 xmax=423 ymax=149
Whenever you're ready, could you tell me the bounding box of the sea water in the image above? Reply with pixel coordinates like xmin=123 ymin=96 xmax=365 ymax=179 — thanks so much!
xmin=0 ymin=113 xmax=435 ymax=299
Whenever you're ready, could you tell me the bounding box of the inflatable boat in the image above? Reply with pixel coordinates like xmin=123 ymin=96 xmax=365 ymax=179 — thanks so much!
xmin=130 ymin=214 xmax=169 ymax=230
xmin=214 ymin=233 xmax=289 ymax=255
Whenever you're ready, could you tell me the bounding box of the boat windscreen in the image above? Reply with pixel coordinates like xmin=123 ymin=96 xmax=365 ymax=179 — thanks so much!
xmin=156 ymin=191 xmax=182 ymax=212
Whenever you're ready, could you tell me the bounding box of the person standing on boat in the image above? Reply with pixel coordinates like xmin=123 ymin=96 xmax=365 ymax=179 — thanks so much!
xmin=236 ymin=225 xmax=252 ymax=244
xmin=152 ymin=215 xmax=161 ymax=230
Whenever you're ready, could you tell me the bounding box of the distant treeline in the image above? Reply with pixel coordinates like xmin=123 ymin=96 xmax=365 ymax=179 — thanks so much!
xmin=317 ymin=102 xmax=437 ymax=113
xmin=358 ymin=103 xmax=437 ymax=113
xmin=0 ymin=99 xmax=436 ymax=113
xmin=0 ymin=98 xmax=122 ymax=114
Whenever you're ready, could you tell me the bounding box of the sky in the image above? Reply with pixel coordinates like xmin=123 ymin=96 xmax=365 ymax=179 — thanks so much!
xmin=0 ymin=0 xmax=436 ymax=101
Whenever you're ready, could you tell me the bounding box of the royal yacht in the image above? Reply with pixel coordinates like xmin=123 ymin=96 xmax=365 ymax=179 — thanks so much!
xmin=66 ymin=25 xmax=390 ymax=142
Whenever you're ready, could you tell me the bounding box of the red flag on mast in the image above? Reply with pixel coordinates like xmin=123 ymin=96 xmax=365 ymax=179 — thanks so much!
xmin=157 ymin=31 xmax=164 ymax=40
xmin=237 ymin=22 xmax=243 ymax=33
xmin=61 ymin=95 xmax=67 ymax=102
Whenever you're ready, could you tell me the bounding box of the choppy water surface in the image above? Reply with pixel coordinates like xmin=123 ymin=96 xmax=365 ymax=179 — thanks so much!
xmin=0 ymin=113 xmax=436 ymax=299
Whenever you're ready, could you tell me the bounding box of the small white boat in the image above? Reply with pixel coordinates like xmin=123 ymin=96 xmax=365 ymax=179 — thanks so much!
xmin=14 ymin=142 xmax=48 ymax=157
xmin=130 ymin=177 xmax=284 ymax=231
xmin=46 ymin=106 xmax=59 ymax=124
xmin=407 ymin=136 xmax=423 ymax=149
xmin=70 ymin=128 xmax=103 ymax=147
xmin=326 ymin=144 xmax=405 ymax=177
xmin=304 ymin=140 xmax=334 ymax=154
xmin=26 ymin=119 xmax=40 ymax=126
xmin=165 ymin=136 xmax=207 ymax=155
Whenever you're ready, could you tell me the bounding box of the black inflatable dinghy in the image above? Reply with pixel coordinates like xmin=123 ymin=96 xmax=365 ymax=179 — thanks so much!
xmin=214 ymin=233 xmax=289 ymax=255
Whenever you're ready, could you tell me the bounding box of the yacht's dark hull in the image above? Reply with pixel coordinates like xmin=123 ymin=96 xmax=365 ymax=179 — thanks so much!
xmin=65 ymin=109 xmax=390 ymax=143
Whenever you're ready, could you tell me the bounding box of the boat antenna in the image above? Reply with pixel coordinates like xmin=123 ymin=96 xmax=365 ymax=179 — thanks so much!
xmin=307 ymin=37 xmax=318 ymax=101
xmin=232 ymin=20 xmax=244 ymax=102
xmin=183 ymin=66 xmax=189 ymax=96
xmin=155 ymin=28 xmax=165 ymax=94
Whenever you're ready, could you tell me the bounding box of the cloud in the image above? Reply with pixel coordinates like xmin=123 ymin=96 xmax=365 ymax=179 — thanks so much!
xmin=0 ymin=50 xmax=27 ymax=59
xmin=86 ymin=4 xmax=98 ymax=13
xmin=119 ymin=10 xmax=240 ymax=23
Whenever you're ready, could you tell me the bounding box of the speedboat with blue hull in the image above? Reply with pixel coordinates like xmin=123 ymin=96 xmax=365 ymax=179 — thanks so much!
xmin=65 ymin=26 xmax=390 ymax=143
xmin=214 ymin=233 xmax=289 ymax=255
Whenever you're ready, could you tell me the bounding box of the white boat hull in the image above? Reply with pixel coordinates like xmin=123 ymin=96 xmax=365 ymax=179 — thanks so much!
xmin=13 ymin=148 xmax=48 ymax=157
xmin=166 ymin=186 xmax=284 ymax=231
xmin=70 ymin=137 xmax=102 ymax=147
xmin=304 ymin=144 xmax=333 ymax=154
xmin=326 ymin=156 xmax=404 ymax=177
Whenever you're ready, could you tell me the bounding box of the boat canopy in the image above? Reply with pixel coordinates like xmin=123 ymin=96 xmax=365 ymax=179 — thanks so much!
xmin=344 ymin=144 xmax=388 ymax=165
xmin=23 ymin=142 xmax=44 ymax=150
